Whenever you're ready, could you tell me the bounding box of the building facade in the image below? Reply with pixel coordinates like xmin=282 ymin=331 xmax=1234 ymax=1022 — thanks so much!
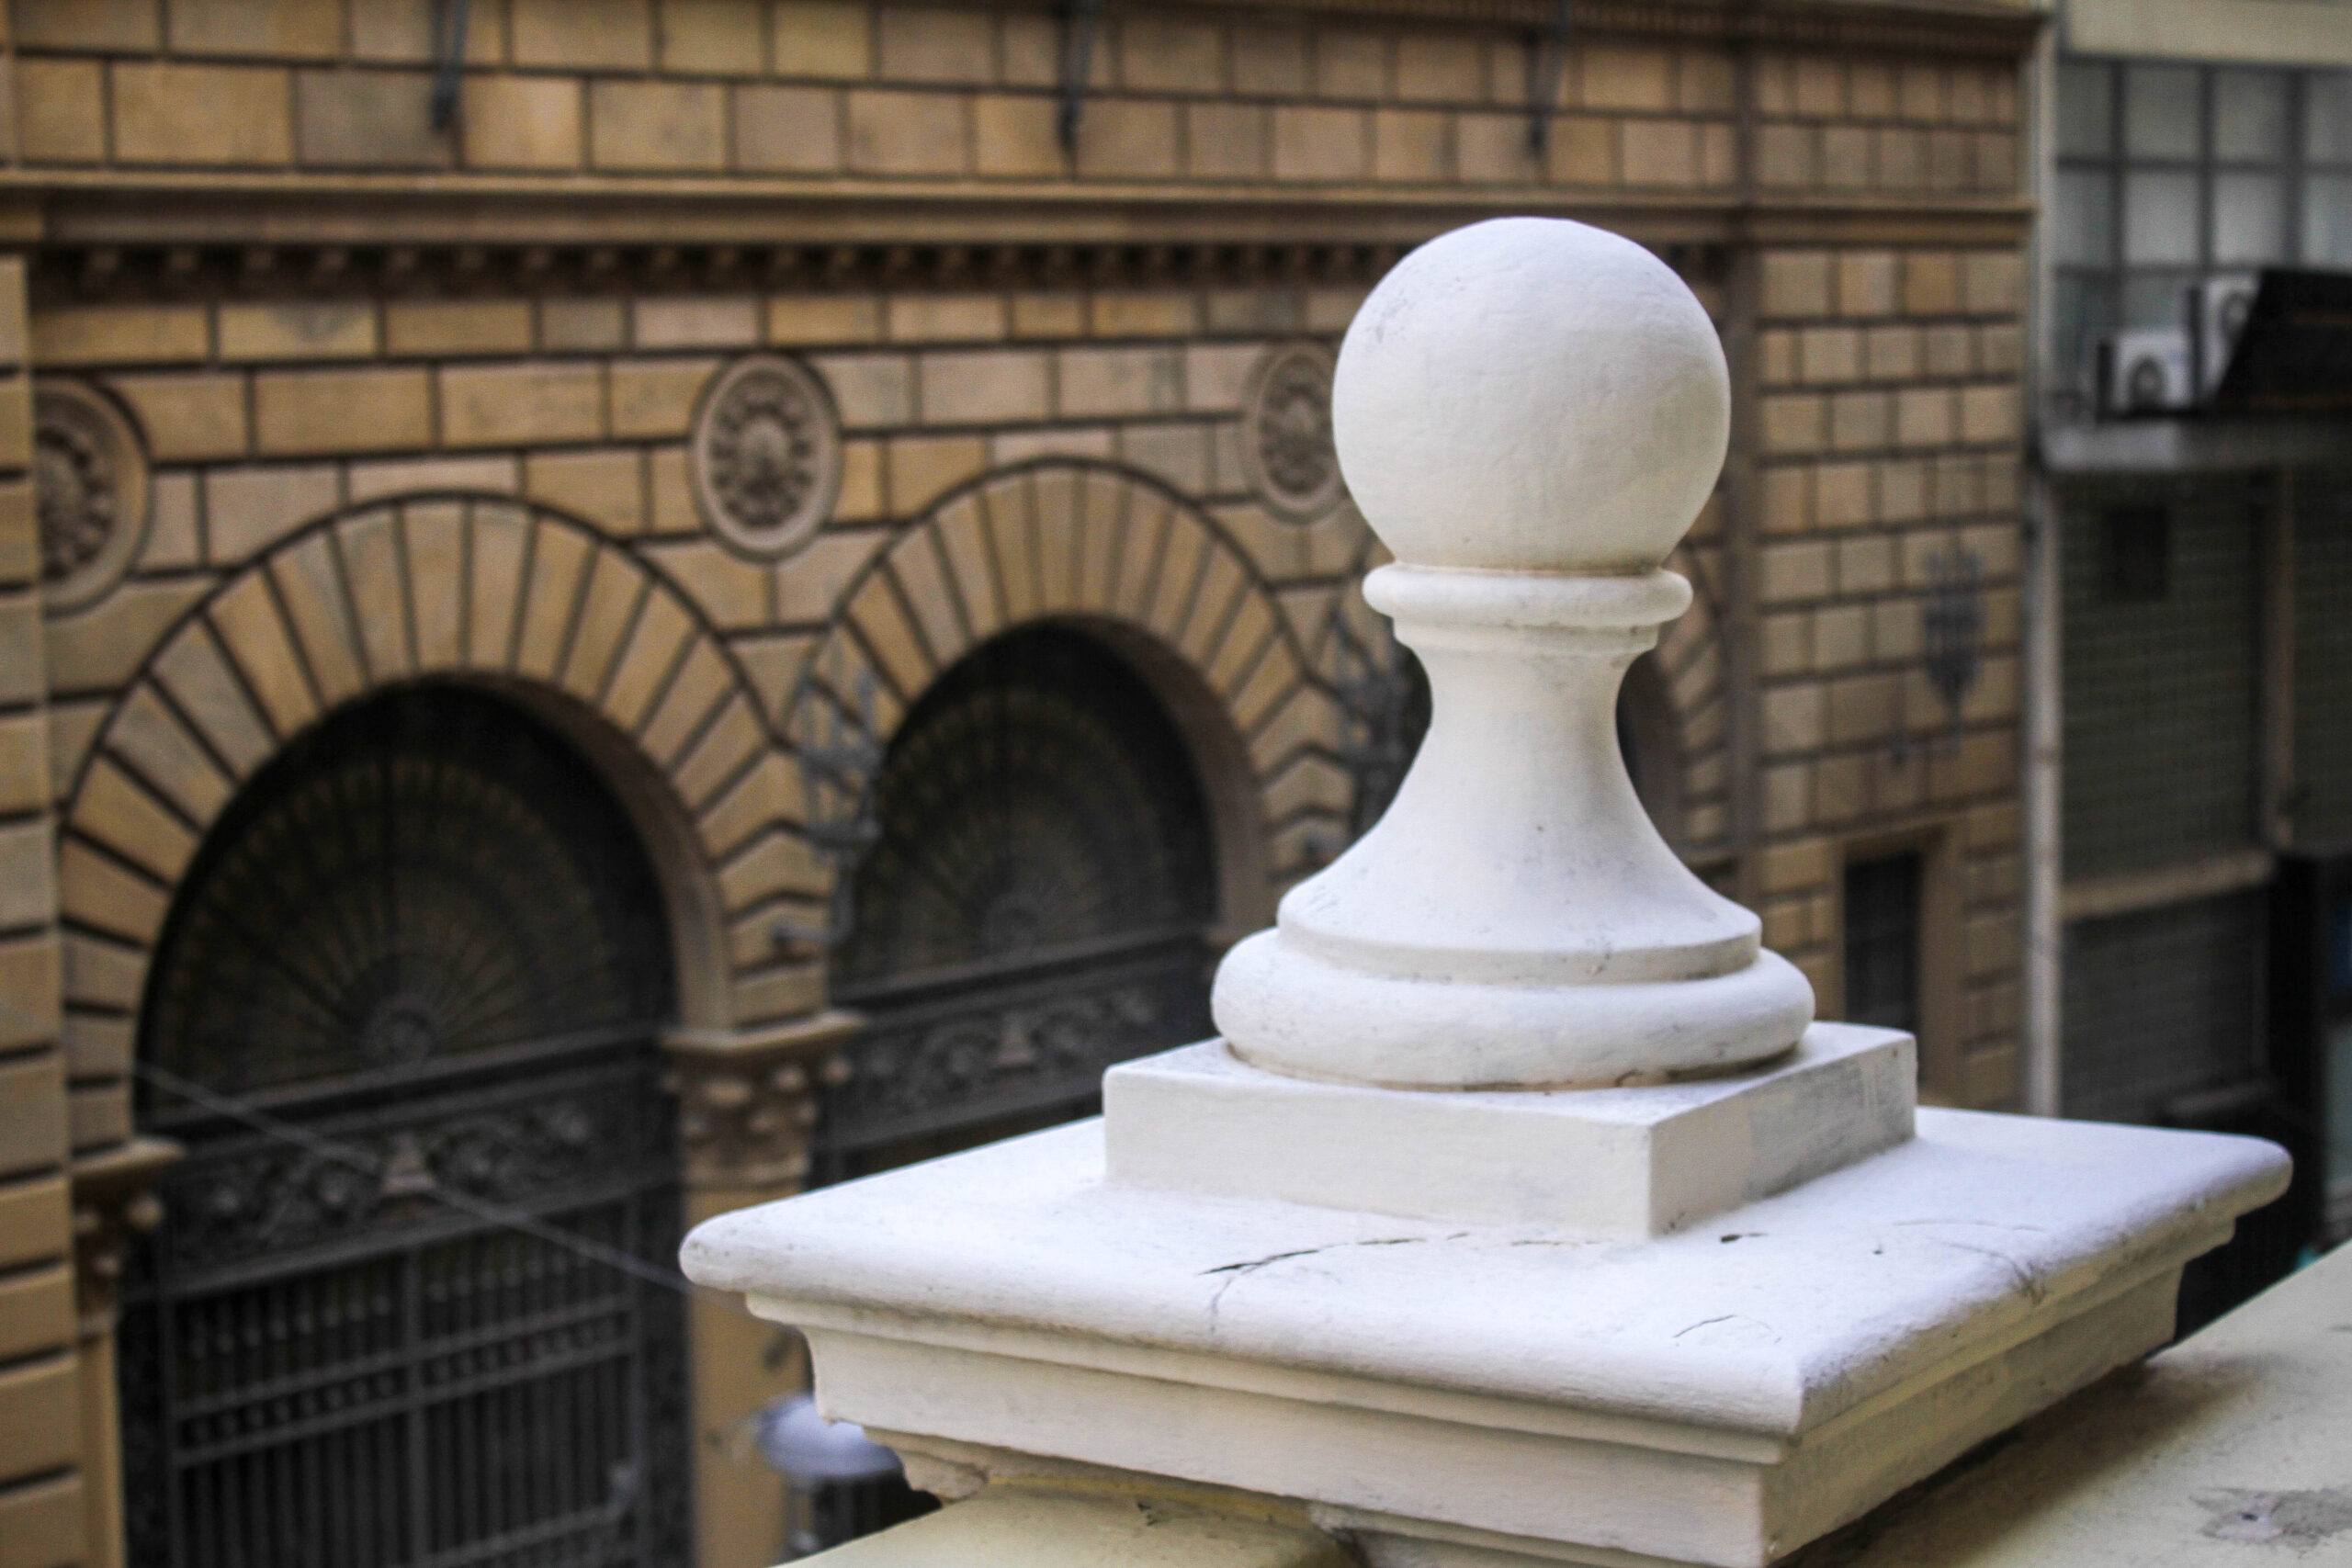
xmin=0 ymin=1 xmax=2035 ymax=1563
xmin=2026 ymin=0 xmax=2352 ymax=1303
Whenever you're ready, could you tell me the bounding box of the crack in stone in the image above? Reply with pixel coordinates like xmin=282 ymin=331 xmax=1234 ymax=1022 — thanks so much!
xmin=1922 ymin=1237 xmax=2049 ymax=1305
xmin=1198 ymin=1235 xmax=1446 ymax=1327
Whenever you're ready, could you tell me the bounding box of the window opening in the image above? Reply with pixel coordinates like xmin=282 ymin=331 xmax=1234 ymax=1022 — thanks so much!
xmin=1844 ymin=852 xmax=1925 ymax=1036
xmin=2100 ymin=505 xmax=2173 ymax=603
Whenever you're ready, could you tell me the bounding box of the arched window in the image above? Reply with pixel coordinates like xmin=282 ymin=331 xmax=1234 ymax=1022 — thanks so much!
xmin=821 ymin=626 xmax=1218 ymax=1177
xmin=121 ymin=686 xmax=690 ymax=1568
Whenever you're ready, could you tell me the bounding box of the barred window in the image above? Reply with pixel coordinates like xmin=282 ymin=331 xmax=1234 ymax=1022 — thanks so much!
xmin=1844 ymin=852 xmax=1924 ymax=1035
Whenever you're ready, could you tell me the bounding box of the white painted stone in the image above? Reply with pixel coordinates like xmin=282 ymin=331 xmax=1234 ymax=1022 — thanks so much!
xmin=685 ymin=1111 xmax=2287 ymax=1568
xmin=789 ymin=1481 xmax=1351 ymax=1568
xmin=684 ymin=217 xmax=2297 ymax=1568
xmin=1331 ymin=216 xmax=1728 ymax=573
xmin=1213 ymin=219 xmax=1813 ymax=1089
xmin=1104 ymin=1025 xmax=1914 ymax=1236
xmin=1826 ymin=1240 xmax=2352 ymax=1568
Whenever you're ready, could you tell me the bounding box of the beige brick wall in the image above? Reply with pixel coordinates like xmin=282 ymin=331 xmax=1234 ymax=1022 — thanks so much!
xmin=3 ymin=0 xmax=1996 ymax=202
xmin=0 ymin=249 xmax=90 ymax=1564
xmin=3 ymin=3 xmax=2037 ymax=1555
xmin=28 ymin=243 xmax=2025 ymax=1109
xmin=34 ymin=275 xmax=1428 ymax=1155
xmin=1755 ymin=51 xmax=2020 ymax=196
xmin=1750 ymin=242 xmax=2027 ymax=1104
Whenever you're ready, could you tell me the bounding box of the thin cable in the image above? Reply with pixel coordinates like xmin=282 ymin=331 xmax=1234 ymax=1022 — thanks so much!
xmin=135 ymin=1059 xmax=731 ymax=1304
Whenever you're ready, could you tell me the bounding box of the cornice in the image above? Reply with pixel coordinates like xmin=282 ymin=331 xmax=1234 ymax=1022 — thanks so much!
xmin=879 ymin=0 xmax=2041 ymax=54
xmin=19 ymin=183 xmax=2029 ymax=303
xmin=1251 ymin=0 xmax=2041 ymax=54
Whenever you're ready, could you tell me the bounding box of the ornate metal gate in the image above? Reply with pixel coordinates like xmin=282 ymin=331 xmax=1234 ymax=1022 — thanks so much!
xmin=820 ymin=627 xmax=1217 ymax=1177
xmin=118 ymin=686 xmax=690 ymax=1568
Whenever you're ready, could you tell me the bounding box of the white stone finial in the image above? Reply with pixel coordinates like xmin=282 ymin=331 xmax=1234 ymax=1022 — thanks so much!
xmin=1333 ymin=216 xmax=1732 ymax=573
xmin=685 ymin=212 xmax=2294 ymax=1568
xmin=1212 ymin=217 xmax=1815 ymax=1089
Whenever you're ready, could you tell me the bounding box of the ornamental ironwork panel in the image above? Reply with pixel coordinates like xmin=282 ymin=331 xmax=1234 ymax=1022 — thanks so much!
xmin=824 ymin=627 xmax=1216 ymax=1176
xmin=120 ymin=687 xmax=689 ymax=1568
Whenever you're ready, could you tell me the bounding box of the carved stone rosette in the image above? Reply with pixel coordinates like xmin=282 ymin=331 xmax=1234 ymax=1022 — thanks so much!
xmin=662 ymin=1012 xmax=861 ymax=1190
xmin=1241 ymin=342 xmax=1344 ymax=522
xmin=689 ymin=354 xmax=842 ymax=560
xmin=72 ymin=1136 xmax=180 ymax=1331
xmin=36 ymin=380 xmax=151 ymax=615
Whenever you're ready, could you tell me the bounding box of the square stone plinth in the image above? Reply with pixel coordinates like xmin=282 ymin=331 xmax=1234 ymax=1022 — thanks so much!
xmin=1105 ymin=1025 xmax=1914 ymax=1236
xmin=685 ymin=1104 xmax=2287 ymax=1568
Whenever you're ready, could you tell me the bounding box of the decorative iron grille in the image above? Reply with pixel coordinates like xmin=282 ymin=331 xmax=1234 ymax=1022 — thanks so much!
xmin=822 ymin=627 xmax=1216 ymax=1177
xmin=2295 ymin=470 xmax=2352 ymax=848
xmin=120 ymin=686 xmax=689 ymax=1568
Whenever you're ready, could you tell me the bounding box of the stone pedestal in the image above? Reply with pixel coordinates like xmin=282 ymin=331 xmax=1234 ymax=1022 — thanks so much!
xmin=688 ymin=1103 xmax=2280 ymax=1567
xmin=1104 ymin=1025 xmax=1912 ymax=1235
xmin=682 ymin=218 xmax=2290 ymax=1568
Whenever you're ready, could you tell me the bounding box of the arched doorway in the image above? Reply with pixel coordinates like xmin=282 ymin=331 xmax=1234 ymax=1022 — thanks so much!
xmin=117 ymin=685 xmax=692 ymax=1568
xmin=818 ymin=626 xmax=1218 ymax=1178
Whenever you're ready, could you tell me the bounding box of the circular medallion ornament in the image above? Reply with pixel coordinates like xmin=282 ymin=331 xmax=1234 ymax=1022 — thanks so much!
xmin=690 ymin=355 xmax=842 ymax=559
xmin=1242 ymin=343 xmax=1344 ymax=521
xmin=36 ymin=381 xmax=148 ymax=614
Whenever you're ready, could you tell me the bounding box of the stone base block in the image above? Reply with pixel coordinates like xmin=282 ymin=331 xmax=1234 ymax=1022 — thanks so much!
xmin=1103 ymin=1025 xmax=1914 ymax=1236
xmin=687 ymin=1105 xmax=2288 ymax=1568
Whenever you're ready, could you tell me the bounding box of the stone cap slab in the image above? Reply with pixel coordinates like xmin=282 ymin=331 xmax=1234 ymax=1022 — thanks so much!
xmin=685 ymin=1109 xmax=2284 ymax=1444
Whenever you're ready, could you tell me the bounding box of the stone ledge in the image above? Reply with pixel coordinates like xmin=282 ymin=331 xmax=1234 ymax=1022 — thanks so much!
xmin=686 ymin=1110 xmax=2285 ymax=1567
xmin=791 ymin=1481 xmax=1351 ymax=1568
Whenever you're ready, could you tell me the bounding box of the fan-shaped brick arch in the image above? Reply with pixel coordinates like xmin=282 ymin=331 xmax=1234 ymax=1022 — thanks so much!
xmin=797 ymin=460 xmax=1338 ymax=920
xmin=58 ymin=496 xmax=820 ymax=1043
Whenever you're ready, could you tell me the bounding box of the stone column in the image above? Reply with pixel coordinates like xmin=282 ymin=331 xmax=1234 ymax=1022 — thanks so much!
xmin=683 ymin=220 xmax=2288 ymax=1568
xmin=67 ymin=1137 xmax=175 ymax=1568
xmin=662 ymin=1012 xmax=857 ymax=1568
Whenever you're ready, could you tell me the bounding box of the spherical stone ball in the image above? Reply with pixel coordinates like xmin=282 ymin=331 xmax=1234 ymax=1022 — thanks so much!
xmin=1332 ymin=217 xmax=1730 ymax=573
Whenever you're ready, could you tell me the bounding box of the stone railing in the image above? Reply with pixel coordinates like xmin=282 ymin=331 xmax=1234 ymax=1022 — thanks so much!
xmin=683 ymin=216 xmax=2289 ymax=1568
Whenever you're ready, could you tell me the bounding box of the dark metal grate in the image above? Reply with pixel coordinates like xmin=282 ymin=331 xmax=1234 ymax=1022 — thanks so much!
xmin=825 ymin=627 xmax=1216 ymax=1177
xmin=1843 ymin=853 xmax=1923 ymax=1035
xmin=2062 ymin=891 xmax=2266 ymax=1123
xmin=2296 ymin=470 xmax=2352 ymax=849
xmin=2061 ymin=478 xmax=2262 ymax=879
xmin=121 ymin=686 xmax=688 ymax=1568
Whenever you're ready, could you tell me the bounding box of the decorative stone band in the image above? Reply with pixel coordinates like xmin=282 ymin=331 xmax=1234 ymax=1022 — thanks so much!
xmin=1365 ymin=560 xmax=1693 ymax=637
xmin=72 ymin=1135 xmax=180 ymax=1330
xmin=1214 ymin=934 xmax=1813 ymax=1089
xmin=661 ymin=1011 xmax=861 ymax=1190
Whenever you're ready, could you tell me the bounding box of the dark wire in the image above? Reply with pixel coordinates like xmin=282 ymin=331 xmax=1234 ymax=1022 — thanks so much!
xmin=133 ymin=1058 xmax=731 ymax=1304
